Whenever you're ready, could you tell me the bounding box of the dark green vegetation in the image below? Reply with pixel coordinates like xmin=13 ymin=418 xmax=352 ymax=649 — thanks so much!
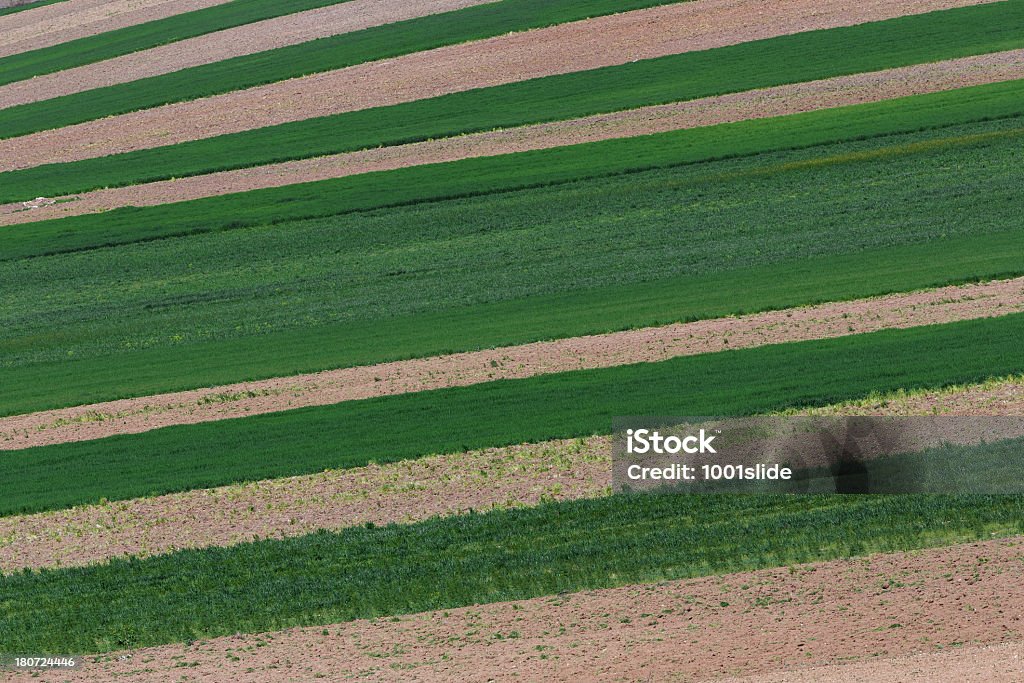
xmin=0 ymin=0 xmax=359 ymax=87
xmin=0 ymin=0 xmax=688 ymax=138
xmin=5 ymin=312 xmax=1024 ymax=516
xmin=2 ymin=492 xmax=1022 ymax=653
xmin=0 ymin=0 xmax=66 ymax=18
xmin=4 ymin=117 xmax=1024 ymax=415
xmin=4 ymin=0 xmax=1024 ymax=195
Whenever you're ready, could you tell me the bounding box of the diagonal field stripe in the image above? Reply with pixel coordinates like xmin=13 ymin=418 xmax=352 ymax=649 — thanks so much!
xmin=3 ymin=276 xmax=1023 ymax=451
xmin=0 ymin=0 xmax=498 ymax=108
xmin=3 ymin=48 xmax=1023 ymax=223
xmin=2 ymin=372 xmax=1023 ymax=573
xmin=0 ymin=0 xmax=235 ymax=59
xmin=0 ymin=0 xmax=997 ymax=173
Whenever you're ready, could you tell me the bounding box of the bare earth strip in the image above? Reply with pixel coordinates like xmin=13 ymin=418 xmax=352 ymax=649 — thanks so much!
xmin=2 ymin=370 xmax=1023 ymax=574
xmin=0 ymin=0 xmax=235 ymax=60
xmin=722 ymin=642 xmax=1024 ymax=683
xmin=5 ymin=50 xmax=1024 ymax=223
xmin=3 ymin=276 xmax=1023 ymax=452
xmin=0 ymin=0 xmax=996 ymax=173
xmin=0 ymin=438 xmax=610 ymax=572
xmin=0 ymin=0 xmax=498 ymax=109
xmin=11 ymin=538 xmax=1024 ymax=682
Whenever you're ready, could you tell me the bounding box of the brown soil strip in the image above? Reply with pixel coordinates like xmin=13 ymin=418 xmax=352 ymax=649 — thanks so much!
xmin=721 ymin=642 xmax=1024 ymax=682
xmin=0 ymin=0 xmax=995 ymax=173
xmin=3 ymin=276 xmax=1023 ymax=452
xmin=0 ymin=0 xmax=235 ymax=60
xmin=12 ymin=537 xmax=1024 ymax=682
xmin=5 ymin=48 xmax=1023 ymax=224
xmin=0 ymin=0 xmax=497 ymax=108
xmin=3 ymin=371 xmax=1022 ymax=574
xmin=0 ymin=437 xmax=609 ymax=573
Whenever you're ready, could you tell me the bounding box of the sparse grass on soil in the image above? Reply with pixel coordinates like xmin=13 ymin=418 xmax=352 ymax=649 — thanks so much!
xmin=4 ymin=312 xmax=1024 ymax=516
xmin=4 ymin=1 xmax=1024 ymax=197
xmin=1 ymin=491 xmax=1020 ymax=654
xmin=0 ymin=0 xmax=690 ymax=139
xmin=3 ymin=118 xmax=1024 ymax=415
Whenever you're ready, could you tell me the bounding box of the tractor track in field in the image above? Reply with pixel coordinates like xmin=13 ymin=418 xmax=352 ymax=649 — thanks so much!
xmin=0 ymin=0 xmax=497 ymax=109
xmin=3 ymin=276 xmax=1024 ymax=452
xmin=2 ymin=372 xmax=1024 ymax=573
xmin=11 ymin=537 xmax=1024 ymax=681
xmin=0 ymin=0 xmax=235 ymax=60
xmin=4 ymin=47 xmax=1024 ymax=224
xmin=0 ymin=0 xmax=997 ymax=172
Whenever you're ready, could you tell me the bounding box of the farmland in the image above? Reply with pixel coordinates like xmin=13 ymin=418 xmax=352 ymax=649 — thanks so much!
xmin=5 ymin=2 xmax=1024 ymax=193
xmin=2 ymin=493 xmax=1022 ymax=654
xmin=5 ymin=312 xmax=1024 ymax=515
xmin=2 ymin=0 xmax=1023 ymax=679
xmin=3 ymin=116 xmax=1024 ymax=414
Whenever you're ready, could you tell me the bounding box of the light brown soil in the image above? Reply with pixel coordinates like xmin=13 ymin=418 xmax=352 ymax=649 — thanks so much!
xmin=720 ymin=642 xmax=1024 ymax=682
xmin=4 ymin=371 xmax=1023 ymax=574
xmin=0 ymin=0 xmax=995 ymax=172
xmin=0 ymin=437 xmax=610 ymax=573
xmin=3 ymin=276 xmax=1023 ymax=451
xmin=5 ymin=48 xmax=1023 ymax=223
xmin=12 ymin=537 xmax=1024 ymax=682
xmin=0 ymin=0 xmax=496 ymax=109
xmin=0 ymin=0 xmax=234 ymax=60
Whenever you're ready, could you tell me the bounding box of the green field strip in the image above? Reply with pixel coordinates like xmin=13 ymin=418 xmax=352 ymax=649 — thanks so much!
xmin=2 ymin=491 xmax=1021 ymax=653
xmin=5 ymin=78 xmax=1024 ymax=259
xmin=0 ymin=0 xmax=360 ymax=87
xmin=3 ymin=117 xmax=1023 ymax=415
xmin=2 ymin=0 xmax=1021 ymax=194
xmin=5 ymin=312 xmax=1024 ymax=517
xmin=0 ymin=0 xmax=691 ymax=139
xmin=0 ymin=0 xmax=67 ymax=18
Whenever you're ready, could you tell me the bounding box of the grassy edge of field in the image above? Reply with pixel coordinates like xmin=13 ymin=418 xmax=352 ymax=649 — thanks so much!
xmin=5 ymin=312 xmax=1024 ymax=516
xmin=0 ymin=491 xmax=1020 ymax=654
xmin=4 ymin=0 xmax=1024 ymax=197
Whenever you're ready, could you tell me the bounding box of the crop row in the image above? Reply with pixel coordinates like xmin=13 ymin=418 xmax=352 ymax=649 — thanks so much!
xmin=3 ymin=117 xmax=1024 ymax=415
xmin=5 ymin=312 xmax=1024 ymax=516
xmin=0 ymin=0 xmax=690 ymax=139
xmin=4 ymin=1 xmax=1023 ymax=199
xmin=2 ymin=491 xmax=1021 ymax=653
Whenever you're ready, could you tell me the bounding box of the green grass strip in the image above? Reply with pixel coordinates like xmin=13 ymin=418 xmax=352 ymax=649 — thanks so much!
xmin=5 ymin=230 xmax=1024 ymax=418
xmin=5 ymin=312 xmax=1024 ymax=517
xmin=3 ymin=0 xmax=1022 ymax=193
xmin=0 ymin=0 xmax=66 ymax=18
xmin=0 ymin=0 xmax=359 ymax=87
xmin=0 ymin=0 xmax=689 ymax=139
xmin=2 ymin=492 xmax=1021 ymax=653
xmin=5 ymin=78 xmax=1024 ymax=260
